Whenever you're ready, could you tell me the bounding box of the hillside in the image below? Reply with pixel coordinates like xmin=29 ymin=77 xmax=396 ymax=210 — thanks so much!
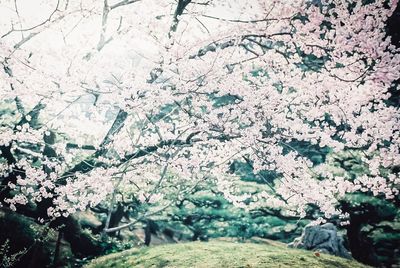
xmin=85 ymin=240 xmax=369 ymax=268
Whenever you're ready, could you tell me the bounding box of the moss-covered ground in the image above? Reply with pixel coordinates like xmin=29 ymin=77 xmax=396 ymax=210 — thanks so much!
xmin=85 ymin=240 xmax=369 ymax=268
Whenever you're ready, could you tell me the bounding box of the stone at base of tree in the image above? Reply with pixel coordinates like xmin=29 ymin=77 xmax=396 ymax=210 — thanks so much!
xmin=288 ymin=223 xmax=352 ymax=259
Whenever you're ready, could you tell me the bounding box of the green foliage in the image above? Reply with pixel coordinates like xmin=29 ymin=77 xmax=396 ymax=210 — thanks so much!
xmin=0 ymin=100 xmax=19 ymax=127
xmin=0 ymin=239 xmax=28 ymax=268
xmin=167 ymin=188 xmax=307 ymax=243
xmin=344 ymin=194 xmax=397 ymax=219
xmin=98 ymin=235 xmax=139 ymax=255
xmin=284 ymin=140 xmax=332 ymax=166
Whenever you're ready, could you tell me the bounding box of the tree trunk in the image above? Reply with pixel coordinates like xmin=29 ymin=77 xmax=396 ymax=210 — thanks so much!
xmin=346 ymin=215 xmax=378 ymax=266
xmin=144 ymin=220 xmax=152 ymax=246
xmin=52 ymin=231 xmax=62 ymax=267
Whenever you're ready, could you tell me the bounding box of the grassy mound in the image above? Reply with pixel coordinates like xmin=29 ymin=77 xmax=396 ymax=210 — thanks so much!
xmin=85 ymin=240 xmax=369 ymax=268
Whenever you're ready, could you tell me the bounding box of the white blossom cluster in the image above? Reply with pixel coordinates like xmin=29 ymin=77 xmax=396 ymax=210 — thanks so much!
xmin=0 ymin=0 xmax=399 ymax=220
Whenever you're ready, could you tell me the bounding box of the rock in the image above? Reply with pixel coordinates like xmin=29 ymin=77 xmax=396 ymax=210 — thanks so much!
xmin=288 ymin=223 xmax=352 ymax=259
xmin=75 ymin=211 xmax=102 ymax=230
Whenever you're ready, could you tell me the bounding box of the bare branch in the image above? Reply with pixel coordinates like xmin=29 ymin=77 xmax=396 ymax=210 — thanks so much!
xmin=110 ymin=0 xmax=141 ymax=10
xmin=170 ymin=0 xmax=192 ymax=35
xmin=1 ymin=0 xmax=61 ymax=38
xmin=97 ymin=0 xmax=111 ymax=51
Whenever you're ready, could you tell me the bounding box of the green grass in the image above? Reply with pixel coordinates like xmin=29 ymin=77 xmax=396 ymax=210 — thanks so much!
xmin=85 ymin=239 xmax=369 ymax=268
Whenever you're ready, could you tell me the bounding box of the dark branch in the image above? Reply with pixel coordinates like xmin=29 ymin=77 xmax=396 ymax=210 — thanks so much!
xmin=170 ymin=0 xmax=192 ymax=34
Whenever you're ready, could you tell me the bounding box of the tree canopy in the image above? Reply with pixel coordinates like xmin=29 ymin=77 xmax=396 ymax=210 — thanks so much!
xmin=0 ymin=0 xmax=399 ymax=229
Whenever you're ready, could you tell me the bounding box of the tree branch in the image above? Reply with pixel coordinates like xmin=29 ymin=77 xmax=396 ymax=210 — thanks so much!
xmin=1 ymin=0 xmax=60 ymax=39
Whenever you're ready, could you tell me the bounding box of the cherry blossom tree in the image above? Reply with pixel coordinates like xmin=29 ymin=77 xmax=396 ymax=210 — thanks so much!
xmin=0 ymin=0 xmax=399 ymax=231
